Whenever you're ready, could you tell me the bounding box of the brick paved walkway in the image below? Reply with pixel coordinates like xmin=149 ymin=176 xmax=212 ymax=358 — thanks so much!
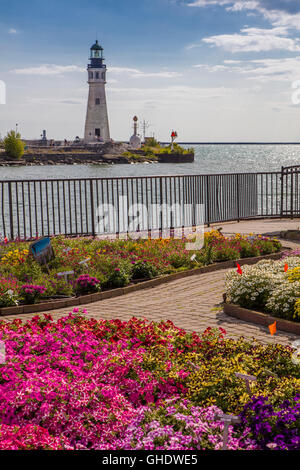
xmin=1 ymin=220 xmax=299 ymax=346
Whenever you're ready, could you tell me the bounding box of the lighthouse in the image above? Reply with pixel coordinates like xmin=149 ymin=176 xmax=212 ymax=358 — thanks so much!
xmin=84 ymin=40 xmax=110 ymax=143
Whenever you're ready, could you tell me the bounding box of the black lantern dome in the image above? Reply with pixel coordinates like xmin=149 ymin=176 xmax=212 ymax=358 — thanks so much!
xmin=91 ymin=40 xmax=103 ymax=51
xmin=89 ymin=40 xmax=105 ymax=68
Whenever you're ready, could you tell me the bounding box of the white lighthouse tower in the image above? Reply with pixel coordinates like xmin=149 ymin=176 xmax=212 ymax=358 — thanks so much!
xmin=84 ymin=40 xmax=110 ymax=143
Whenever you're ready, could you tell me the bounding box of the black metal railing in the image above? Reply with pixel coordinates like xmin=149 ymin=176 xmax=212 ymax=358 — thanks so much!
xmin=0 ymin=171 xmax=290 ymax=239
xmin=281 ymin=165 xmax=300 ymax=218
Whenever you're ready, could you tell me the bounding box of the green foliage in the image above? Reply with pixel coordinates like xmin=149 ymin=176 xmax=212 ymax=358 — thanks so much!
xmin=3 ymin=131 xmax=25 ymax=160
xmin=159 ymin=143 xmax=194 ymax=155
xmin=10 ymin=259 xmax=44 ymax=283
xmin=238 ymin=239 xmax=261 ymax=258
xmin=144 ymin=137 xmax=160 ymax=147
xmin=122 ymin=151 xmax=158 ymax=162
xmin=196 ymin=246 xmax=214 ymax=266
xmin=0 ymin=291 xmax=18 ymax=307
xmin=42 ymin=275 xmax=74 ymax=298
xmin=168 ymin=252 xmax=190 ymax=269
xmin=105 ymin=264 xmax=131 ymax=289
xmin=212 ymin=246 xmax=240 ymax=262
xmin=131 ymin=260 xmax=159 ymax=280
xmin=294 ymin=298 xmax=300 ymax=320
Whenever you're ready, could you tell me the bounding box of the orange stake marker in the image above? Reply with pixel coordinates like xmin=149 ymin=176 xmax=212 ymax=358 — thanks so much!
xmin=284 ymin=263 xmax=289 ymax=273
xmin=268 ymin=321 xmax=277 ymax=336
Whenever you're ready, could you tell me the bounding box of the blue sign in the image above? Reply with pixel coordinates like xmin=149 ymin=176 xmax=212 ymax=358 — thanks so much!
xmin=30 ymin=237 xmax=55 ymax=265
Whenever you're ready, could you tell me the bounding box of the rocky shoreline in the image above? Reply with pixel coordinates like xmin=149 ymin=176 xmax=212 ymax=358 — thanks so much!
xmin=0 ymin=153 xmax=146 ymax=166
xmin=0 ymin=150 xmax=194 ymax=167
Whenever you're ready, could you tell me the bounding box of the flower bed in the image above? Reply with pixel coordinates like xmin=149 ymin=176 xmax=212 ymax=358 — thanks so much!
xmin=0 ymin=232 xmax=281 ymax=309
xmin=225 ymin=254 xmax=300 ymax=323
xmin=0 ymin=312 xmax=298 ymax=450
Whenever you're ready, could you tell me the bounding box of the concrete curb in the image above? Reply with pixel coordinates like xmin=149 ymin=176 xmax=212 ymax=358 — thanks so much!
xmin=0 ymin=248 xmax=288 ymax=317
xmin=223 ymin=303 xmax=300 ymax=336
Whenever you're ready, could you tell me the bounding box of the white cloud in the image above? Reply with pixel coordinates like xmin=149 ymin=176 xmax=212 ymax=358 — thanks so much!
xmin=187 ymin=0 xmax=232 ymax=6
xmin=187 ymin=0 xmax=300 ymax=31
xmin=109 ymin=66 xmax=141 ymax=75
xmin=243 ymin=57 xmax=300 ymax=82
xmin=193 ymin=64 xmax=231 ymax=71
xmin=108 ymin=85 xmax=233 ymax=103
xmin=226 ymin=1 xmax=260 ymax=12
xmin=202 ymin=26 xmax=300 ymax=52
xmin=27 ymin=97 xmax=85 ymax=105
xmin=187 ymin=0 xmax=261 ymax=9
xmin=10 ymin=64 xmax=180 ymax=79
xmin=194 ymin=56 xmax=300 ymax=82
xmin=109 ymin=66 xmax=181 ymax=78
xmin=11 ymin=64 xmax=85 ymax=75
xmin=8 ymin=28 xmax=19 ymax=34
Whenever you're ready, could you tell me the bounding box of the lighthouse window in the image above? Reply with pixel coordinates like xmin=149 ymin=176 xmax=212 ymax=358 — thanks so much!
xmin=95 ymin=98 xmax=100 ymax=105
xmin=89 ymin=72 xmax=93 ymax=79
xmin=95 ymin=128 xmax=101 ymax=137
xmin=101 ymin=72 xmax=105 ymax=79
xmin=95 ymin=72 xmax=99 ymax=79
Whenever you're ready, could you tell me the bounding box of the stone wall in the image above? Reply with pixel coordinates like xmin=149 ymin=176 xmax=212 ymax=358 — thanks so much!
xmin=157 ymin=153 xmax=194 ymax=163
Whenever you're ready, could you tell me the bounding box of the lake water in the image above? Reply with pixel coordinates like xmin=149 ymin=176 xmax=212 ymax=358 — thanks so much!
xmin=1 ymin=144 xmax=300 ymax=180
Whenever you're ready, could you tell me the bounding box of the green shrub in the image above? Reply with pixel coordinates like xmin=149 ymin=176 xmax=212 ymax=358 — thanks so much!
xmin=168 ymin=253 xmax=189 ymax=269
xmin=239 ymin=240 xmax=261 ymax=258
xmin=255 ymin=239 xmax=278 ymax=255
xmin=41 ymin=275 xmax=74 ymax=298
xmin=196 ymin=246 xmax=214 ymax=266
xmin=10 ymin=260 xmax=44 ymax=283
xmin=105 ymin=266 xmax=130 ymax=288
xmin=145 ymin=137 xmax=160 ymax=147
xmin=3 ymin=131 xmax=25 ymax=160
xmin=212 ymin=246 xmax=240 ymax=262
xmin=131 ymin=260 xmax=159 ymax=280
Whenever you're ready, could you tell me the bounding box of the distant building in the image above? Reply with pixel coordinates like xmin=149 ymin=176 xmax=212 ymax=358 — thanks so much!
xmin=84 ymin=40 xmax=110 ymax=143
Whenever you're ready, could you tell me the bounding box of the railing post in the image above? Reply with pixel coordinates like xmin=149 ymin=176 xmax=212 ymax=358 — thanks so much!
xmin=90 ymin=179 xmax=96 ymax=237
xmin=236 ymin=174 xmax=240 ymax=222
xmin=8 ymin=181 xmax=14 ymax=240
xmin=291 ymin=169 xmax=294 ymax=219
xmin=280 ymin=166 xmax=284 ymax=218
xmin=206 ymin=175 xmax=210 ymax=227
xmin=159 ymin=177 xmax=163 ymax=236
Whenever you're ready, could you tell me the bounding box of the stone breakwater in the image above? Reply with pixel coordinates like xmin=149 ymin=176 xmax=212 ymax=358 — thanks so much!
xmin=0 ymin=153 xmax=134 ymax=166
xmin=0 ymin=143 xmax=194 ymax=166
xmin=0 ymin=142 xmax=132 ymax=166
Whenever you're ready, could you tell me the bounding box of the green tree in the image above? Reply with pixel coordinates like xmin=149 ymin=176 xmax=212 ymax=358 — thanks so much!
xmin=4 ymin=130 xmax=25 ymax=160
xmin=145 ymin=137 xmax=160 ymax=147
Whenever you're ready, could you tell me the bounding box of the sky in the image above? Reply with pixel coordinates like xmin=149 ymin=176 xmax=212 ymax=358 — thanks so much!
xmin=1 ymin=0 xmax=300 ymax=141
